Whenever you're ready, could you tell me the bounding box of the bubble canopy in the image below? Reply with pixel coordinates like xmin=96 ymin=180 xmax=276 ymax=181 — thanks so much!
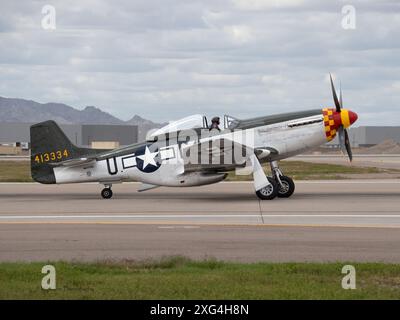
xmin=146 ymin=114 xmax=207 ymax=141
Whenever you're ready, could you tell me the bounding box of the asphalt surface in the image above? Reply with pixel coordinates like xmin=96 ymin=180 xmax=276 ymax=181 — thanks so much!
xmin=1 ymin=181 xmax=400 ymax=262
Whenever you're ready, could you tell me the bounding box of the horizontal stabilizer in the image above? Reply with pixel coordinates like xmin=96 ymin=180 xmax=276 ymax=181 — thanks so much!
xmin=49 ymin=157 xmax=97 ymax=167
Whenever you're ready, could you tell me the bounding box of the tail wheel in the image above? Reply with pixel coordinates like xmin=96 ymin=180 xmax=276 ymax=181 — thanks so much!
xmin=101 ymin=188 xmax=113 ymax=199
xmin=255 ymin=177 xmax=278 ymax=200
xmin=277 ymin=176 xmax=295 ymax=198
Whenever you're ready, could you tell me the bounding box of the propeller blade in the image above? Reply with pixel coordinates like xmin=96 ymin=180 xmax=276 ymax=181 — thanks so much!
xmin=338 ymin=126 xmax=347 ymax=155
xmin=331 ymin=75 xmax=352 ymax=161
xmin=338 ymin=126 xmax=353 ymax=161
xmin=330 ymin=74 xmax=341 ymax=112
xmin=344 ymin=128 xmax=353 ymax=162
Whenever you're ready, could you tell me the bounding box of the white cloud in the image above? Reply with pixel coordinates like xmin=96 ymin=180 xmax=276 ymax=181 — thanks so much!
xmin=0 ymin=0 xmax=399 ymax=124
xmin=224 ymin=25 xmax=254 ymax=44
xmin=233 ymin=0 xmax=305 ymax=10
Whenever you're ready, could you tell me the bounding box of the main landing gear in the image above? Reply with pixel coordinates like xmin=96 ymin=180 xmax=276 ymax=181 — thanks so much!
xmin=101 ymin=184 xmax=113 ymax=199
xmin=255 ymin=161 xmax=295 ymax=200
xmin=270 ymin=161 xmax=295 ymax=198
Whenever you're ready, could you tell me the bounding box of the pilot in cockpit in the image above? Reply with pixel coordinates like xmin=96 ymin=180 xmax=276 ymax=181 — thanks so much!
xmin=209 ymin=116 xmax=221 ymax=131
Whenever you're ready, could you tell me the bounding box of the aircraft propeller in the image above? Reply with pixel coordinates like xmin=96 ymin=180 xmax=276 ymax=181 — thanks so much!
xmin=329 ymin=74 xmax=353 ymax=161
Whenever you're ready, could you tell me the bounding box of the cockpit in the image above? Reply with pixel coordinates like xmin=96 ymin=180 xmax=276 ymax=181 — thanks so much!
xmin=146 ymin=114 xmax=240 ymax=141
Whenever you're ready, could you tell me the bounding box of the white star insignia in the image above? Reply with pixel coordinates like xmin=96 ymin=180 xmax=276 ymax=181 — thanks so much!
xmin=137 ymin=146 xmax=158 ymax=169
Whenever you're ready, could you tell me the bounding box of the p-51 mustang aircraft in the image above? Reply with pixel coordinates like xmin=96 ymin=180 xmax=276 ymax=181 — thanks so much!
xmin=30 ymin=76 xmax=358 ymax=200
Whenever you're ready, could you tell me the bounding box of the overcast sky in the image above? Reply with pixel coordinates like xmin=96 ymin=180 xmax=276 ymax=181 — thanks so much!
xmin=0 ymin=0 xmax=399 ymax=124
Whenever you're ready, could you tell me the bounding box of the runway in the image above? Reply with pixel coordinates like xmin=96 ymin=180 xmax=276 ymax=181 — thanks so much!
xmin=1 ymin=181 xmax=400 ymax=262
xmin=1 ymin=180 xmax=400 ymax=227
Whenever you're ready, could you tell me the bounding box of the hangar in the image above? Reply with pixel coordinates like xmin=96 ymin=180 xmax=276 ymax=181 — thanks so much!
xmin=348 ymin=126 xmax=400 ymax=147
xmin=327 ymin=126 xmax=400 ymax=148
xmin=0 ymin=122 xmax=138 ymax=154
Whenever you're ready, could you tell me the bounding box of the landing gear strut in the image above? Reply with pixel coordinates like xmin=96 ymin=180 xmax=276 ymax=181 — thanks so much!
xmin=270 ymin=161 xmax=295 ymax=198
xmin=101 ymin=184 xmax=113 ymax=199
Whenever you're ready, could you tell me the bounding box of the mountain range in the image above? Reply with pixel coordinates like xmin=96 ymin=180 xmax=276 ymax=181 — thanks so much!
xmin=0 ymin=96 xmax=164 ymax=141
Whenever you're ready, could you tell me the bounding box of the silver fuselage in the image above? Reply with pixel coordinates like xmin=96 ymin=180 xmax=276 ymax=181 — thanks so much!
xmin=53 ymin=110 xmax=327 ymax=187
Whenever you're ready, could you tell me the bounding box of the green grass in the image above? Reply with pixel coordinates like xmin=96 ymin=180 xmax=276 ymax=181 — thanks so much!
xmin=226 ymin=160 xmax=385 ymax=181
xmin=0 ymin=161 xmax=33 ymax=182
xmin=0 ymin=257 xmax=399 ymax=299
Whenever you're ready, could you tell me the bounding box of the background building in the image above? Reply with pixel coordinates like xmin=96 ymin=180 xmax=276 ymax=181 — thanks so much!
xmin=0 ymin=122 xmax=138 ymax=154
xmin=348 ymin=126 xmax=400 ymax=147
xmin=329 ymin=126 xmax=400 ymax=147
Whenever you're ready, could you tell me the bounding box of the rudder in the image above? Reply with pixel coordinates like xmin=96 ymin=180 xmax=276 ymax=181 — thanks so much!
xmin=30 ymin=120 xmax=83 ymax=184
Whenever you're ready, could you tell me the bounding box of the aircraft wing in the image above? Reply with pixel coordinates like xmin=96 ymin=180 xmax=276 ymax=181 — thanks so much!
xmin=181 ymin=133 xmax=280 ymax=173
xmin=181 ymin=138 xmax=252 ymax=173
xmin=181 ymin=136 xmax=279 ymax=192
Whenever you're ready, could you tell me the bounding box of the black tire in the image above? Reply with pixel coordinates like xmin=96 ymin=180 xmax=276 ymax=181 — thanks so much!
xmin=255 ymin=177 xmax=278 ymax=200
xmin=276 ymin=176 xmax=295 ymax=198
xmin=101 ymin=188 xmax=113 ymax=199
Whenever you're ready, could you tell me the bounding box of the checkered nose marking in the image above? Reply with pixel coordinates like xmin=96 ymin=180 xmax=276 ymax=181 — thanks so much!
xmin=321 ymin=108 xmax=358 ymax=141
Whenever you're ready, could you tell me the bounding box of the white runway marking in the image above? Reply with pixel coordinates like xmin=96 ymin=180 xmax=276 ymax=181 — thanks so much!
xmin=1 ymin=214 xmax=400 ymax=219
xmin=0 ymin=214 xmax=259 ymax=219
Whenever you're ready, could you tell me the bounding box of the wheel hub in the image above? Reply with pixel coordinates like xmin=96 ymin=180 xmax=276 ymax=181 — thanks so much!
xmin=279 ymin=181 xmax=290 ymax=194
xmin=260 ymin=184 xmax=274 ymax=196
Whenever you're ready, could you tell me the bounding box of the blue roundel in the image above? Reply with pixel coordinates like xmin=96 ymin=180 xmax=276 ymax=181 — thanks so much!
xmin=135 ymin=145 xmax=162 ymax=173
